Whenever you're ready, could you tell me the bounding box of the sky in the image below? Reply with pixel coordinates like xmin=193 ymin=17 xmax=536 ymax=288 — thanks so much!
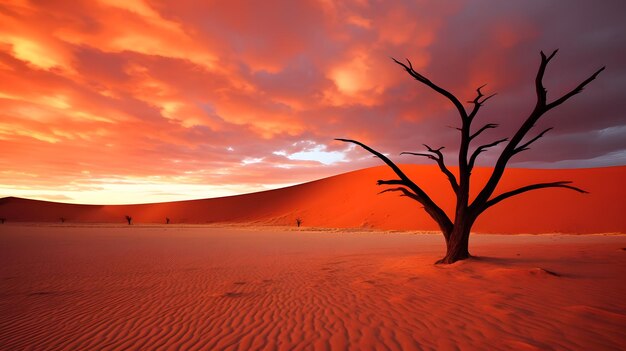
xmin=1 ymin=0 xmax=625 ymax=204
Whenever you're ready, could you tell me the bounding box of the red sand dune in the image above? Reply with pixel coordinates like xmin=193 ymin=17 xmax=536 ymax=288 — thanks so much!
xmin=1 ymin=165 xmax=624 ymax=233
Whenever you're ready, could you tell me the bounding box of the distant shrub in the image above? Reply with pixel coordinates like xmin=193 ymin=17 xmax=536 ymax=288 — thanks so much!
xmin=125 ymin=215 xmax=132 ymax=225
xmin=0 ymin=218 xmax=5 ymax=224
xmin=166 ymin=217 xmax=170 ymax=224
xmin=60 ymin=217 xmax=65 ymax=223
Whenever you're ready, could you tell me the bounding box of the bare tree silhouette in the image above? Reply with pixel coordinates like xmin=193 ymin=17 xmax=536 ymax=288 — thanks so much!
xmin=166 ymin=217 xmax=170 ymax=224
xmin=0 ymin=217 xmax=5 ymax=224
xmin=337 ymin=50 xmax=604 ymax=264
xmin=125 ymin=215 xmax=132 ymax=225
xmin=296 ymin=217 xmax=302 ymax=227
xmin=60 ymin=217 xmax=66 ymax=223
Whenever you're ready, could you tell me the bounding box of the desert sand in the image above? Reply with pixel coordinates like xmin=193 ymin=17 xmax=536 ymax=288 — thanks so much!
xmin=1 ymin=165 xmax=625 ymax=233
xmin=1 ymin=224 xmax=625 ymax=350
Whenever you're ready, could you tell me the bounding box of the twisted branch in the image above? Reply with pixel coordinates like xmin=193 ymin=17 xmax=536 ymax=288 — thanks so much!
xmin=468 ymin=85 xmax=497 ymax=121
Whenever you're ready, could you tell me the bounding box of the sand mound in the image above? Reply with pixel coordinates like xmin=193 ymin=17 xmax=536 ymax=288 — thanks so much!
xmin=1 ymin=165 xmax=625 ymax=233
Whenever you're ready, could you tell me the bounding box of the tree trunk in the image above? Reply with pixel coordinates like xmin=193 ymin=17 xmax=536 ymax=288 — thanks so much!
xmin=436 ymin=222 xmax=472 ymax=264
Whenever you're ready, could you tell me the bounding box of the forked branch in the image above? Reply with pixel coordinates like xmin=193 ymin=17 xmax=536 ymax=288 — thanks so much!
xmin=336 ymin=138 xmax=453 ymax=233
xmin=468 ymin=138 xmax=508 ymax=170
xmin=535 ymin=50 xmax=559 ymax=106
xmin=392 ymin=57 xmax=468 ymax=120
xmin=468 ymin=85 xmax=497 ymax=121
xmin=472 ymin=50 xmax=604 ymax=210
xmin=402 ymin=144 xmax=459 ymax=193
xmin=336 ymin=139 xmax=432 ymax=201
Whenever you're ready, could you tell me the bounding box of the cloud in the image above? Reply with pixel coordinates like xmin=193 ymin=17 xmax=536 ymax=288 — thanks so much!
xmin=0 ymin=0 xmax=624 ymax=203
xmin=273 ymin=140 xmax=353 ymax=165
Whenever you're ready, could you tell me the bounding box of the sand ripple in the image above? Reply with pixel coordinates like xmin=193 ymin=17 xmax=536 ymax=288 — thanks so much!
xmin=1 ymin=226 xmax=625 ymax=350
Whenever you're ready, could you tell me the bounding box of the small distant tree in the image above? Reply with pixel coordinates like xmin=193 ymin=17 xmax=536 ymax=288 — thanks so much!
xmin=125 ymin=215 xmax=132 ymax=225
xmin=166 ymin=217 xmax=170 ymax=224
xmin=337 ymin=50 xmax=604 ymax=264
xmin=0 ymin=218 xmax=5 ymax=224
xmin=296 ymin=217 xmax=302 ymax=227
xmin=60 ymin=217 xmax=66 ymax=223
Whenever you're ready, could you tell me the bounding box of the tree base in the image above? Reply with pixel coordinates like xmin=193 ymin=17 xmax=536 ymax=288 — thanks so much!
xmin=435 ymin=252 xmax=472 ymax=265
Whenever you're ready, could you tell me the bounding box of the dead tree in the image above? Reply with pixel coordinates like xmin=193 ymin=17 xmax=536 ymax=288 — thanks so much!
xmin=0 ymin=218 xmax=5 ymax=224
xmin=337 ymin=50 xmax=603 ymax=264
xmin=296 ymin=217 xmax=302 ymax=227
xmin=166 ymin=217 xmax=170 ymax=224
xmin=125 ymin=215 xmax=132 ymax=225
xmin=60 ymin=217 xmax=66 ymax=223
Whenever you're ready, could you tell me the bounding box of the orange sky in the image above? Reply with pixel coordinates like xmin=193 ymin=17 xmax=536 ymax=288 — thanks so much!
xmin=1 ymin=0 xmax=625 ymax=204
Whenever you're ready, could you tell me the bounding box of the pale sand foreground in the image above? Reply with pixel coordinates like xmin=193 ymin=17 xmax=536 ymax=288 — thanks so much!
xmin=1 ymin=225 xmax=625 ymax=350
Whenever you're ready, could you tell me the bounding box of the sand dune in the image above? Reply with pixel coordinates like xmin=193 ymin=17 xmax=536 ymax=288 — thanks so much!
xmin=1 ymin=165 xmax=625 ymax=233
xmin=1 ymin=225 xmax=625 ymax=350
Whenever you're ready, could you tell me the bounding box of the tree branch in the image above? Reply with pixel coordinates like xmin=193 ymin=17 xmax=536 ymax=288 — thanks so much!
xmin=471 ymin=50 xmax=604 ymax=212
xmin=424 ymin=144 xmax=459 ymax=194
xmin=470 ymin=123 xmax=499 ymax=141
xmin=400 ymin=152 xmax=436 ymax=160
xmin=392 ymin=57 xmax=468 ymax=120
xmin=377 ymin=179 xmax=405 ymax=186
xmin=514 ymin=127 xmax=553 ymax=154
xmin=402 ymin=144 xmax=459 ymax=194
xmin=336 ymin=138 xmax=453 ymax=234
xmin=467 ymin=84 xmax=497 ymax=121
xmin=468 ymin=138 xmax=508 ymax=170
xmin=336 ymin=138 xmax=438 ymax=203
xmin=535 ymin=50 xmax=559 ymax=107
xmin=378 ymin=187 xmax=420 ymax=201
xmin=391 ymin=57 xmax=475 ymax=182
xmin=546 ymin=66 xmax=606 ymax=111
xmin=482 ymin=181 xmax=588 ymax=213
xmin=377 ymin=186 xmax=451 ymax=242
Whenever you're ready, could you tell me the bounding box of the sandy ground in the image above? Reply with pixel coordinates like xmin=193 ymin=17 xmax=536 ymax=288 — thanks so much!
xmin=1 ymin=224 xmax=625 ymax=350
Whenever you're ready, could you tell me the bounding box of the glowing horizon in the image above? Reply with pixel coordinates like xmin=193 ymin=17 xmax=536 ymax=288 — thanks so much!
xmin=1 ymin=0 xmax=625 ymax=204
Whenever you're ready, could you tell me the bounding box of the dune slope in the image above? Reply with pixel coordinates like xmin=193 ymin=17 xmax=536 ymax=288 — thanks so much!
xmin=1 ymin=165 xmax=624 ymax=233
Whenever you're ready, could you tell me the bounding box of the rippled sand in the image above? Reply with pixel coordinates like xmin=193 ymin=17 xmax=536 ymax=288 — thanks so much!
xmin=1 ymin=225 xmax=625 ymax=350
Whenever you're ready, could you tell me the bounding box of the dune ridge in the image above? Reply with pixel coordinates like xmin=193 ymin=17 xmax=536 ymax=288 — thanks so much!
xmin=1 ymin=165 xmax=625 ymax=233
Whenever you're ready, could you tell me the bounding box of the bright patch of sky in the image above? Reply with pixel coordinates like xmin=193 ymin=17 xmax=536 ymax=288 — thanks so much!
xmin=241 ymin=157 xmax=264 ymax=165
xmin=274 ymin=141 xmax=351 ymax=165
xmin=0 ymin=178 xmax=292 ymax=205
